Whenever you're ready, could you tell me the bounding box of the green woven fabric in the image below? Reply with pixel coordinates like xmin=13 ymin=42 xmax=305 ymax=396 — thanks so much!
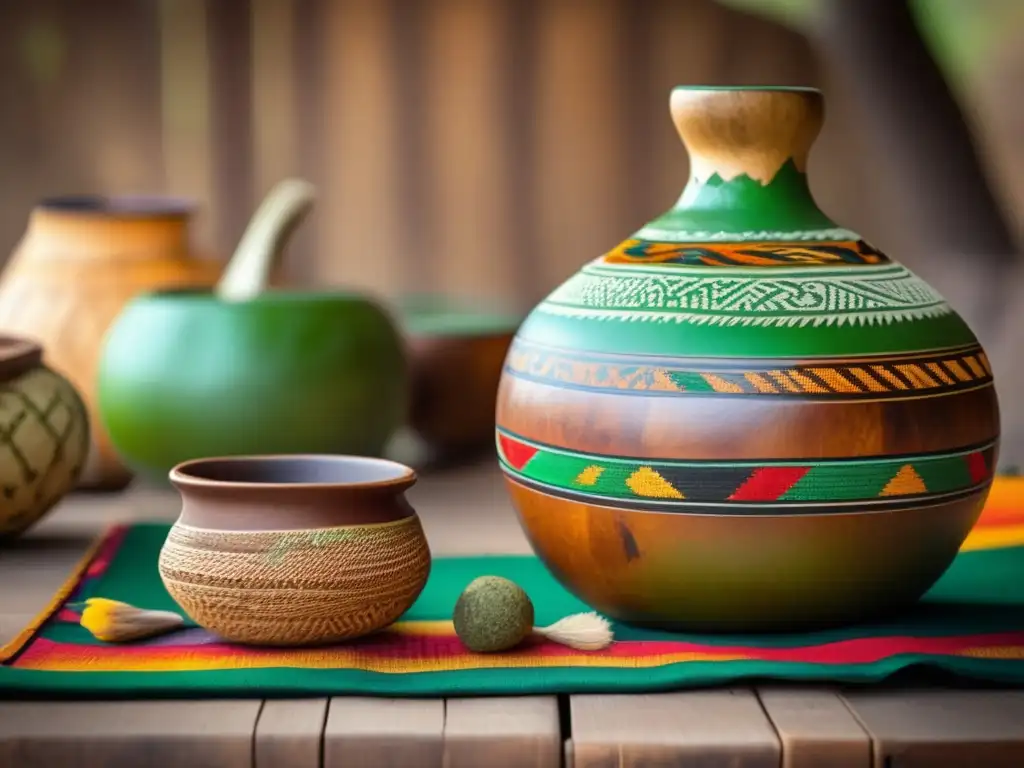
xmin=1 ymin=522 xmax=1024 ymax=699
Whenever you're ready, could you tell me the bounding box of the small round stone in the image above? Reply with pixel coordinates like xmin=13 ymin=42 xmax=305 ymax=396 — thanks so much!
xmin=453 ymin=575 xmax=535 ymax=652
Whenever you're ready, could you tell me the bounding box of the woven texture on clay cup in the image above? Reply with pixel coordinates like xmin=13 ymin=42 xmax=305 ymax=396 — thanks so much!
xmin=159 ymin=454 xmax=431 ymax=646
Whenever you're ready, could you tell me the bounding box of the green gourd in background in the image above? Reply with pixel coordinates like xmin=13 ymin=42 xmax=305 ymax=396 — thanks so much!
xmin=97 ymin=180 xmax=408 ymax=481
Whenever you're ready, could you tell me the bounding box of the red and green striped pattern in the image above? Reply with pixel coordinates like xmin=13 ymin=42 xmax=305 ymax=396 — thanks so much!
xmin=497 ymin=431 xmax=995 ymax=506
xmin=6 ymin=514 xmax=1024 ymax=696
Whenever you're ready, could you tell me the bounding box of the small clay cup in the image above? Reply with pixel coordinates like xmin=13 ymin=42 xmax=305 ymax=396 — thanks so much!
xmin=400 ymin=295 xmax=522 ymax=456
xmin=159 ymin=454 xmax=431 ymax=646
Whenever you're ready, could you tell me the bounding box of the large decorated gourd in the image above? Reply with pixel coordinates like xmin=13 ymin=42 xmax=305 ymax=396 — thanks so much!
xmin=495 ymin=86 xmax=999 ymax=632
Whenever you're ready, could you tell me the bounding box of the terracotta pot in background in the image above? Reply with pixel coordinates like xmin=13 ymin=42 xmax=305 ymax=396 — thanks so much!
xmin=0 ymin=336 xmax=89 ymax=540
xmin=0 ymin=196 xmax=224 ymax=490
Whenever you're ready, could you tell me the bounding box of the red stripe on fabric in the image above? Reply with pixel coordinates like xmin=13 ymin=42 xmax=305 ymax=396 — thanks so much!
xmin=975 ymin=509 xmax=1024 ymax=528
xmin=728 ymin=467 xmax=810 ymax=502
xmin=498 ymin=434 xmax=538 ymax=471
xmin=83 ymin=525 xmax=129 ymax=580
xmin=16 ymin=631 xmax=1024 ymax=669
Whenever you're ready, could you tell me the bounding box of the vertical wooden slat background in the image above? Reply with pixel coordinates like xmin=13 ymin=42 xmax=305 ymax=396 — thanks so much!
xmin=0 ymin=0 xmax=164 ymax=252
xmin=159 ymin=0 xmax=214 ymax=246
xmin=421 ymin=0 xmax=515 ymax=305
xmin=0 ymin=0 xmax=1019 ymax=318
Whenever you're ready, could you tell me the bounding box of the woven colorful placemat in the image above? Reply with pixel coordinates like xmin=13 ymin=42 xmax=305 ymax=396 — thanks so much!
xmin=3 ymin=479 xmax=1024 ymax=699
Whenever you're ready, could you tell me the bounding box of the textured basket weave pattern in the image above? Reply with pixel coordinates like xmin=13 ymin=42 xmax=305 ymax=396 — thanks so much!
xmin=158 ymin=515 xmax=431 ymax=646
xmin=0 ymin=365 xmax=89 ymax=538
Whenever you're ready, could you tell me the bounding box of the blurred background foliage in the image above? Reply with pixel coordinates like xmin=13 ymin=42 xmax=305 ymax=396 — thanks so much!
xmin=720 ymin=0 xmax=1024 ymax=89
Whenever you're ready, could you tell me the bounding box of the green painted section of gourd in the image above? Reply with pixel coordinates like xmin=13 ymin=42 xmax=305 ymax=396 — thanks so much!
xmin=638 ymin=160 xmax=843 ymax=242
xmin=519 ymin=260 xmax=975 ymax=358
xmin=516 ymin=307 xmax=975 ymax=359
xmin=508 ymin=86 xmax=980 ymax=361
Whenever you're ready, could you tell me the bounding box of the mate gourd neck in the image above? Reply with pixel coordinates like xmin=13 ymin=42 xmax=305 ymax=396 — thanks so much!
xmin=645 ymin=86 xmax=839 ymax=237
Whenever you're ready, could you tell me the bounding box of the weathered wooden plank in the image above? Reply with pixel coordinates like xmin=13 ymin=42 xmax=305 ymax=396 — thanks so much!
xmin=568 ymin=689 xmax=780 ymax=768
xmin=443 ymin=696 xmax=561 ymax=768
xmin=0 ymin=614 xmax=33 ymax=649
xmin=323 ymin=698 xmax=445 ymax=767
xmin=0 ymin=530 xmax=97 ymax=615
xmin=758 ymin=687 xmax=871 ymax=768
xmin=0 ymin=700 xmax=263 ymax=767
xmin=843 ymin=689 xmax=1024 ymax=768
xmin=254 ymin=698 xmax=329 ymax=768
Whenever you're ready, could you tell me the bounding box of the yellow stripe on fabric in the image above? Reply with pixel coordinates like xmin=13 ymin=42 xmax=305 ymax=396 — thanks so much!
xmin=959 ymin=646 xmax=1024 ymax=659
xmin=980 ymin=476 xmax=1024 ymax=510
xmin=19 ymin=651 xmax=751 ymax=674
xmin=387 ymin=621 xmax=456 ymax=636
xmin=960 ymin=524 xmax=1024 ymax=552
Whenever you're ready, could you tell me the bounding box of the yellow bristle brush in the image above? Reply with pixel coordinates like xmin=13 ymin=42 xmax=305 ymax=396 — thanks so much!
xmin=77 ymin=598 xmax=186 ymax=643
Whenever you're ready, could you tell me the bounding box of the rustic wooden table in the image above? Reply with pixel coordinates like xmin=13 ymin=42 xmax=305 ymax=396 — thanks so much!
xmin=2 ymin=460 xmax=1024 ymax=767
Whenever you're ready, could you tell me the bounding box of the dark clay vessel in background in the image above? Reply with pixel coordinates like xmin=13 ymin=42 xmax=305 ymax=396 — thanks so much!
xmin=400 ymin=295 xmax=522 ymax=457
xmin=159 ymin=454 xmax=431 ymax=646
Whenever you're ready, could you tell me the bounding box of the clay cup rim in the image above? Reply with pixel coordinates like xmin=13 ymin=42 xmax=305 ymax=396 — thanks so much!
xmin=0 ymin=336 xmax=44 ymax=378
xmin=169 ymin=454 xmax=417 ymax=492
xmin=670 ymin=84 xmax=821 ymax=95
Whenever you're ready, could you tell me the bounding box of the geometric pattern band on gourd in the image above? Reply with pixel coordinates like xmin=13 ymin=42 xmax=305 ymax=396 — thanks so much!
xmin=505 ymin=341 xmax=993 ymax=401
xmin=540 ymin=263 xmax=950 ymax=328
xmin=496 ymin=431 xmax=995 ymax=505
xmin=603 ymin=239 xmax=889 ymax=267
